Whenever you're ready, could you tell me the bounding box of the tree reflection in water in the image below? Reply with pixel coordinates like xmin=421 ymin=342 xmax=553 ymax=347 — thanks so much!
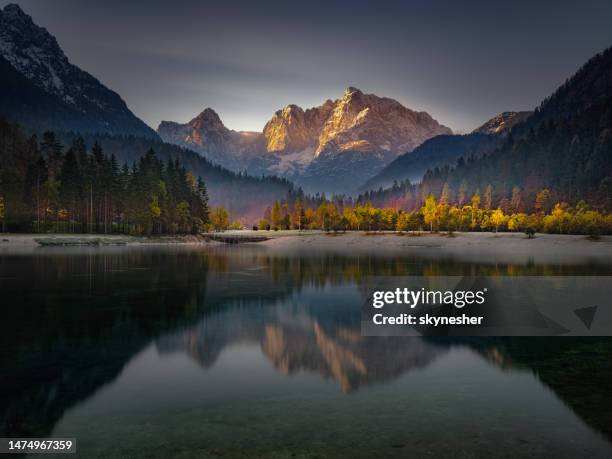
xmin=1 ymin=246 xmax=611 ymax=442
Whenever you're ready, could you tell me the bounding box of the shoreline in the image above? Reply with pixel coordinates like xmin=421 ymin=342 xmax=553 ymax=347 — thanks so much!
xmin=0 ymin=233 xmax=217 ymax=250
xmin=1 ymin=231 xmax=611 ymax=264
xmin=251 ymin=230 xmax=612 ymax=265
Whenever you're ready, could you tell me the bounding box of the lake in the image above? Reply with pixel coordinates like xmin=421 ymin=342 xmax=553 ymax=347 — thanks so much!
xmin=1 ymin=244 xmax=611 ymax=458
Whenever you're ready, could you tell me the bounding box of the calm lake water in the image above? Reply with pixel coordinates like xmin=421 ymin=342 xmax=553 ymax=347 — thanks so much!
xmin=1 ymin=245 xmax=611 ymax=458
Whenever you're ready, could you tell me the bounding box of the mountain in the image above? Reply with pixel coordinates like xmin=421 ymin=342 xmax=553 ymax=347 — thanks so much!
xmin=158 ymin=87 xmax=451 ymax=194
xmin=0 ymin=4 xmax=157 ymax=138
xmin=263 ymin=101 xmax=334 ymax=154
xmin=262 ymin=87 xmax=452 ymax=157
xmin=361 ymin=45 xmax=612 ymax=211
xmin=0 ymin=54 xmax=78 ymax=128
xmin=315 ymin=87 xmax=452 ymax=155
xmin=529 ymin=48 xmax=612 ymax=126
xmin=158 ymin=108 xmax=264 ymax=170
xmin=0 ymin=4 xmax=291 ymax=222
xmin=360 ymin=133 xmax=498 ymax=190
xmin=473 ymin=111 xmax=533 ymax=136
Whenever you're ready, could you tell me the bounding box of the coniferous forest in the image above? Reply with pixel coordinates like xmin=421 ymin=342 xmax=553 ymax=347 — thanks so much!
xmin=0 ymin=120 xmax=210 ymax=234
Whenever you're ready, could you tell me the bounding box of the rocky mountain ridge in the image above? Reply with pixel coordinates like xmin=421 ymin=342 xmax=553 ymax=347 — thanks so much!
xmin=0 ymin=3 xmax=157 ymax=138
xmin=159 ymin=87 xmax=451 ymax=160
xmin=473 ymin=111 xmax=532 ymax=136
xmin=158 ymin=87 xmax=451 ymax=193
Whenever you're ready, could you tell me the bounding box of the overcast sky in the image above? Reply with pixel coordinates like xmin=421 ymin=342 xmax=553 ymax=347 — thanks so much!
xmin=4 ymin=0 xmax=612 ymax=132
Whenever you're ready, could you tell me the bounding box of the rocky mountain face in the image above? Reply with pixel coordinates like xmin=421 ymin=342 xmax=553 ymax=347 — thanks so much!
xmin=260 ymin=88 xmax=452 ymax=157
xmin=0 ymin=4 xmax=157 ymax=138
xmin=158 ymin=108 xmax=265 ymax=169
xmin=158 ymin=87 xmax=451 ymax=194
xmin=263 ymin=101 xmax=335 ymax=154
xmin=473 ymin=111 xmax=532 ymax=136
xmin=315 ymin=87 xmax=452 ymax=155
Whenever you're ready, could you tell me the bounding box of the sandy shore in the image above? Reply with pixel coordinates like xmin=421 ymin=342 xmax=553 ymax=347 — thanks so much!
xmin=246 ymin=230 xmax=612 ymax=265
xmin=0 ymin=233 xmax=217 ymax=252
xmin=1 ymin=231 xmax=611 ymax=265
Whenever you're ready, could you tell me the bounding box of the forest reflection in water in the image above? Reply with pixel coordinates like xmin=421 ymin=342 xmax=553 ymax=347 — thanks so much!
xmin=1 ymin=245 xmax=611 ymax=457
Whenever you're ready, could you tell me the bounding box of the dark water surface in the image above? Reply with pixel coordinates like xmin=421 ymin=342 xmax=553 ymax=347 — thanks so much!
xmin=1 ymin=245 xmax=611 ymax=458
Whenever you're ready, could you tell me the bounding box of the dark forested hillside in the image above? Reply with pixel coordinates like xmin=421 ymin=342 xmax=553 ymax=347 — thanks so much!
xmin=0 ymin=55 xmax=81 ymax=132
xmin=360 ymin=133 xmax=498 ymax=191
xmin=55 ymin=131 xmax=295 ymax=222
xmin=0 ymin=121 xmax=295 ymax=231
xmin=0 ymin=4 xmax=158 ymax=139
xmin=0 ymin=121 xmax=210 ymax=233
xmin=417 ymin=108 xmax=611 ymax=212
xmin=523 ymin=44 xmax=612 ymax=130
xmin=0 ymin=54 xmax=157 ymax=139
xmin=361 ymin=45 xmax=612 ymax=213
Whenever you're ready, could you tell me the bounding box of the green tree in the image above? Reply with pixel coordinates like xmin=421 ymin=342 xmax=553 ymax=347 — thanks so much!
xmin=0 ymin=195 xmax=4 ymax=232
xmin=271 ymin=200 xmax=282 ymax=229
xmin=59 ymin=148 xmax=82 ymax=232
xmin=196 ymin=177 xmax=210 ymax=226
xmin=447 ymin=207 xmax=461 ymax=234
xmin=407 ymin=212 xmax=423 ymax=233
xmin=175 ymin=201 xmax=191 ymax=233
xmin=40 ymin=131 xmax=63 ymax=178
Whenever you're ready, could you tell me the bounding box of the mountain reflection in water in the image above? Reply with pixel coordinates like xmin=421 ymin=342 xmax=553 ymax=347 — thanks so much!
xmin=158 ymin=309 xmax=444 ymax=394
xmin=1 ymin=245 xmax=611 ymax=457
